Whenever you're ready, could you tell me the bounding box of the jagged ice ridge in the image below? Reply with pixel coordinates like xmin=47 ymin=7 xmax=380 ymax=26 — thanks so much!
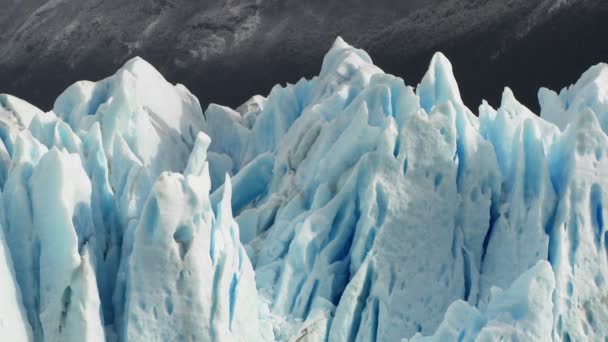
xmin=0 ymin=37 xmax=607 ymax=341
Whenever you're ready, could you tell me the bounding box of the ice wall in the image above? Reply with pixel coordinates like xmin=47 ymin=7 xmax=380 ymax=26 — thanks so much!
xmin=0 ymin=37 xmax=608 ymax=341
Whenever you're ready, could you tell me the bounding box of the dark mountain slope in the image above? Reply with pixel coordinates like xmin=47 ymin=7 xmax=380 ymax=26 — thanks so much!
xmin=0 ymin=0 xmax=606 ymax=112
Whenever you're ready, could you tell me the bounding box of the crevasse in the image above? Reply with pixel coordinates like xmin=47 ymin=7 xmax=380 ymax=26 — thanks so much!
xmin=0 ymin=37 xmax=607 ymax=341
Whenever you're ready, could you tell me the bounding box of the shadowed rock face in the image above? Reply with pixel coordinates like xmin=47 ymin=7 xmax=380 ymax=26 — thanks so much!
xmin=0 ymin=0 xmax=607 ymax=112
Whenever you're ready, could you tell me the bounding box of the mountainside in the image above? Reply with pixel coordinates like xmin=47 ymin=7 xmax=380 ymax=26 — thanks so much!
xmin=1 ymin=37 xmax=608 ymax=341
xmin=1 ymin=0 xmax=607 ymax=113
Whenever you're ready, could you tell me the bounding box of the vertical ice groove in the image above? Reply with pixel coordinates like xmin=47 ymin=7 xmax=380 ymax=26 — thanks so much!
xmin=0 ymin=190 xmax=33 ymax=341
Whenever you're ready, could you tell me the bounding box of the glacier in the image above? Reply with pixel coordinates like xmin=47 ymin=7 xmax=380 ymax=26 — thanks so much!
xmin=0 ymin=37 xmax=607 ymax=341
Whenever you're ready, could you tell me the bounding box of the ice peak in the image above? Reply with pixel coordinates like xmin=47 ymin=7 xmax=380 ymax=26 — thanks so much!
xmin=499 ymin=87 xmax=537 ymax=118
xmin=184 ymin=132 xmax=212 ymax=177
xmin=318 ymin=36 xmax=382 ymax=88
xmin=500 ymin=87 xmax=517 ymax=105
xmin=119 ymin=56 xmax=165 ymax=81
xmin=330 ymin=36 xmax=350 ymax=50
xmin=417 ymin=52 xmax=463 ymax=113
xmin=540 ymin=62 xmax=608 ymax=133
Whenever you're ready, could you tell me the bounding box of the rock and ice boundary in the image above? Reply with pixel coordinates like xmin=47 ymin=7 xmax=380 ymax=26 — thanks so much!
xmin=1 ymin=38 xmax=607 ymax=341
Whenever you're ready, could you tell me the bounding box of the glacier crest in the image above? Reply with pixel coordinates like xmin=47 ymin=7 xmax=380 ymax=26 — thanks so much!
xmin=0 ymin=38 xmax=607 ymax=341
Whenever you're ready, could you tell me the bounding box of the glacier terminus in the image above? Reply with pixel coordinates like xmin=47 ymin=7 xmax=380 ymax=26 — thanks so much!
xmin=0 ymin=37 xmax=607 ymax=341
